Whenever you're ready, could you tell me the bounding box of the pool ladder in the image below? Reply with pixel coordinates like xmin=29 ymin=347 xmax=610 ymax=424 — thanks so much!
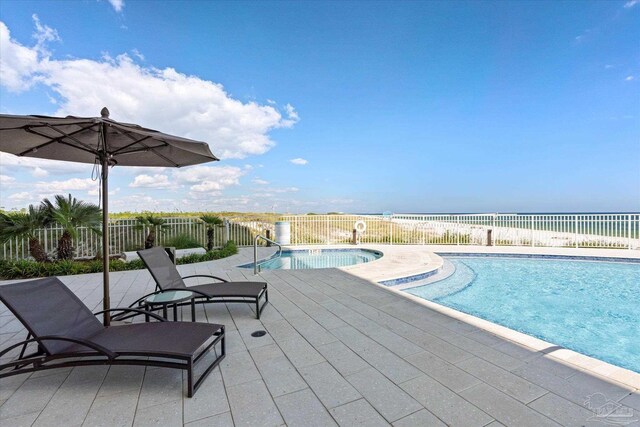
xmin=253 ymin=234 xmax=282 ymax=274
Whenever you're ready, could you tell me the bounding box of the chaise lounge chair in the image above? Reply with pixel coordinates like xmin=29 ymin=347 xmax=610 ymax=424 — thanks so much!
xmin=136 ymin=247 xmax=268 ymax=319
xmin=0 ymin=277 xmax=225 ymax=397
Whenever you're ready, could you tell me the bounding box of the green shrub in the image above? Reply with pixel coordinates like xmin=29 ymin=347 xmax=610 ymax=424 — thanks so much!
xmin=165 ymin=233 xmax=202 ymax=249
xmin=0 ymin=241 xmax=238 ymax=280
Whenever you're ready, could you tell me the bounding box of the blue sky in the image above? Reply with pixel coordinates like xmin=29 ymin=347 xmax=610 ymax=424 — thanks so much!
xmin=0 ymin=0 xmax=638 ymax=213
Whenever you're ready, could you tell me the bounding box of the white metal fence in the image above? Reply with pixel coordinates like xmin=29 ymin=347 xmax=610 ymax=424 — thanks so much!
xmin=4 ymin=213 xmax=638 ymax=261
xmin=1 ymin=217 xmax=275 ymax=261
xmin=280 ymin=213 xmax=640 ymax=249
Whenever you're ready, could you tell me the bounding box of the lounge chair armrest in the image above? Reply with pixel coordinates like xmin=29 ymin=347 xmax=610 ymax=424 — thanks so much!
xmin=0 ymin=335 xmax=117 ymax=360
xmin=182 ymin=274 xmax=228 ymax=283
xmin=95 ymin=307 xmax=166 ymax=322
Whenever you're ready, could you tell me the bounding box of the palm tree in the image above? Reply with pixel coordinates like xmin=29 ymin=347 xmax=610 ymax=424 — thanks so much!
xmin=136 ymin=215 xmax=168 ymax=249
xmin=200 ymin=215 xmax=223 ymax=251
xmin=0 ymin=205 xmax=50 ymax=262
xmin=42 ymin=194 xmax=102 ymax=260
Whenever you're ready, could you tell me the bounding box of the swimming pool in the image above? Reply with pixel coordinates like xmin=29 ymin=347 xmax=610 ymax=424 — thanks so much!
xmin=248 ymin=249 xmax=382 ymax=270
xmin=405 ymin=256 xmax=640 ymax=373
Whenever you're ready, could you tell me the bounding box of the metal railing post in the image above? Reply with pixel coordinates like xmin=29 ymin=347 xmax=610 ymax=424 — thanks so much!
xmin=253 ymin=234 xmax=282 ymax=275
xmin=629 ymin=214 xmax=632 ymax=250
xmin=531 ymin=216 xmax=535 ymax=247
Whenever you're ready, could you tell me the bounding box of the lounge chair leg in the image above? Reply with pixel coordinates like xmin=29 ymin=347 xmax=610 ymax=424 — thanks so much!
xmin=256 ymin=288 xmax=268 ymax=319
xmin=190 ymin=327 xmax=226 ymax=397
xmin=187 ymin=361 xmax=194 ymax=398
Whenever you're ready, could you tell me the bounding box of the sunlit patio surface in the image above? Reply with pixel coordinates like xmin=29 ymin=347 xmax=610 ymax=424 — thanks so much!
xmin=1 ymin=247 xmax=639 ymax=427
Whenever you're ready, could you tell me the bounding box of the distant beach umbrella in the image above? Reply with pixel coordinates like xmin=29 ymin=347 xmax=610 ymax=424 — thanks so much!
xmin=0 ymin=108 xmax=219 ymax=325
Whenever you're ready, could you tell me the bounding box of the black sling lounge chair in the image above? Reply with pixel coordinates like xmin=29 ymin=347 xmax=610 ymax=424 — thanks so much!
xmin=136 ymin=247 xmax=268 ymax=319
xmin=0 ymin=277 xmax=225 ymax=397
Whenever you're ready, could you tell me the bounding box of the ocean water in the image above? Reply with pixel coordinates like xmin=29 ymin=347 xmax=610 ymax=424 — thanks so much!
xmin=406 ymin=257 xmax=640 ymax=372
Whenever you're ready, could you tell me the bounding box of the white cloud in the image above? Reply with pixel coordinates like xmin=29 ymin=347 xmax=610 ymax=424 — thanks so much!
xmin=189 ymin=182 xmax=223 ymax=193
xmin=290 ymin=158 xmax=308 ymax=165
xmin=108 ymin=0 xmax=125 ymax=12
xmin=624 ymin=0 xmax=639 ymax=8
xmin=87 ymin=187 xmax=119 ymax=196
xmin=35 ymin=177 xmax=96 ymax=192
xmin=8 ymin=192 xmax=31 ymax=201
xmin=128 ymin=165 xmax=245 ymax=194
xmin=252 ymin=179 xmax=269 ymax=185
xmin=109 ymin=195 xmax=179 ymax=212
xmin=269 ymin=186 xmax=299 ymax=193
xmin=625 ymin=75 xmax=635 ymax=81
xmin=0 ymin=175 xmax=16 ymax=186
xmin=0 ymin=22 xmax=40 ymax=91
xmin=0 ymin=152 xmax=92 ymax=177
xmin=131 ymin=48 xmax=144 ymax=60
xmin=129 ymin=174 xmax=173 ymax=189
xmin=173 ymin=165 xmax=244 ymax=190
xmin=0 ymin=17 xmax=298 ymax=160
xmin=1 ymin=179 xmax=107 ymax=208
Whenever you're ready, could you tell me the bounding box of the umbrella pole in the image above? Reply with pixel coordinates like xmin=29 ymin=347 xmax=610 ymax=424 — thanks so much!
xmin=101 ymin=155 xmax=110 ymax=326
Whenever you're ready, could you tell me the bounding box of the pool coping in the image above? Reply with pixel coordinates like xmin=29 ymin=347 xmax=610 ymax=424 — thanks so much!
xmin=366 ymin=247 xmax=640 ymax=390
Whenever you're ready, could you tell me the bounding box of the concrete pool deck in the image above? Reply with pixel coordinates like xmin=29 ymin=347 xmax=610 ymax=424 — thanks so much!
xmin=1 ymin=245 xmax=639 ymax=426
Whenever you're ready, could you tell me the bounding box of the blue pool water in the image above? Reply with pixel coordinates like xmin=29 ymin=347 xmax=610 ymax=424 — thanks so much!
xmin=252 ymin=249 xmax=382 ymax=270
xmin=406 ymin=257 xmax=640 ymax=372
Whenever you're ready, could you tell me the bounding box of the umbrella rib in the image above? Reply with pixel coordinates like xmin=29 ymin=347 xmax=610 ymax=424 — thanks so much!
xmin=42 ymin=124 xmax=102 ymax=154
xmin=110 ymin=136 xmax=152 ymax=155
xmin=19 ymin=124 xmax=98 ymax=157
xmin=108 ymin=126 xmax=180 ymax=167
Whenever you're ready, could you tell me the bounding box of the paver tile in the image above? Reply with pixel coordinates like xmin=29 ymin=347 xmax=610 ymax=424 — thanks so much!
xmin=392 ymin=409 xmax=447 ymax=427
xmin=185 ymin=412 xmax=234 ymax=427
xmin=251 ymin=351 xmax=308 ymax=397
xmin=226 ymin=379 xmax=284 ymax=426
xmin=456 ymin=356 xmax=547 ymax=403
xmin=316 ymin=341 xmax=370 ymax=377
xmin=346 ymin=367 xmax=422 ymax=422
xmin=219 ymin=350 xmax=261 ymax=388
xmin=83 ymin=387 xmax=139 ymax=427
xmin=183 ymin=370 xmax=229 ymax=424
xmin=459 ymin=383 xmax=560 ymax=427
xmin=400 ymin=375 xmax=493 ymax=427
xmin=274 ymin=388 xmax=337 ymax=427
xmin=133 ymin=399 xmax=182 ymax=427
xmin=405 ymin=351 xmax=480 ymax=392
xmin=299 ymin=362 xmax=361 ymax=409
xmin=329 ymin=399 xmax=390 ymax=427
xmin=0 ymin=372 xmax=69 ymax=420
xmin=527 ymin=392 xmax=603 ymax=427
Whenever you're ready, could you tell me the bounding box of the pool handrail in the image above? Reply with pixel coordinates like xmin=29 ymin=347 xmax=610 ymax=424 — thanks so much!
xmin=253 ymin=235 xmax=282 ymax=274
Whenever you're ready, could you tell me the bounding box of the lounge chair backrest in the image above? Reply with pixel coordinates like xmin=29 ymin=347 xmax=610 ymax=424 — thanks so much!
xmin=137 ymin=247 xmax=187 ymax=290
xmin=0 ymin=277 xmax=104 ymax=355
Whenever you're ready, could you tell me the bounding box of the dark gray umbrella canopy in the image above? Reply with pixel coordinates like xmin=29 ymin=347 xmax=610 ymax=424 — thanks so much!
xmin=0 ymin=110 xmax=217 ymax=167
xmin=0 ymin=108 xmax=219 ymax=325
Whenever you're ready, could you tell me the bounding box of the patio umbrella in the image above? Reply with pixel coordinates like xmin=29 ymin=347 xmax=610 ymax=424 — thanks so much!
xmin=0 ymin=108 xmax=218 ymax=325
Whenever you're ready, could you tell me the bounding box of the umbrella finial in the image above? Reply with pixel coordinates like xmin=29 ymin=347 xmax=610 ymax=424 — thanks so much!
xmin=100 ymin=107 xmax=110 ymax=118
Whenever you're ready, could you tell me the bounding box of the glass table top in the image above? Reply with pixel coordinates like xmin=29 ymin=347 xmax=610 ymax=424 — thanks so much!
xmin=145 ymin=290 xmax=194 ymax=304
